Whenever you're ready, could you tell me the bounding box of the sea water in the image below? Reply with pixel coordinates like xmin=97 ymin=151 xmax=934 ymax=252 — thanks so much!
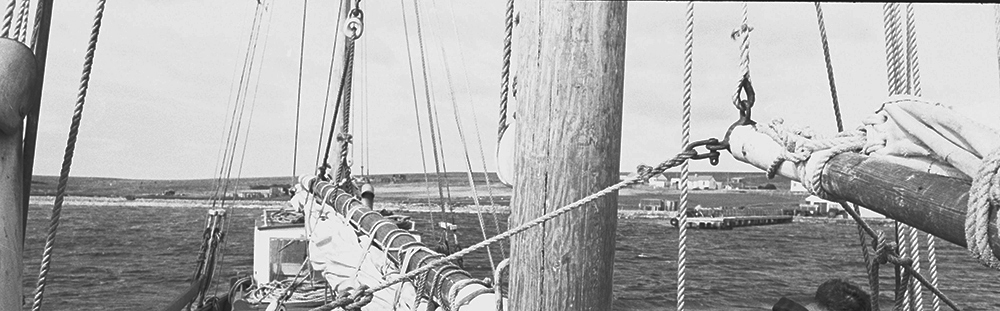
xmin=20 ymin=202 xmax=1000 ymax=310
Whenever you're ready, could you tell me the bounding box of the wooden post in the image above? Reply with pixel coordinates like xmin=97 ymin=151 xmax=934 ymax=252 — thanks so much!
xmin=0 ymin=40 xmax=40 ymax=311
xmin=509 ymin=1 xmax=627 ymax=310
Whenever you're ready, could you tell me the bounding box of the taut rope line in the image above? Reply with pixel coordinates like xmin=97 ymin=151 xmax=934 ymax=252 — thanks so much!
xmin=675 ymin=2 xmax=695 ymax=311
xmin=359 ymin=148 xmax=705 ymax=297
xmin=813 ymin=2 xmax=880 ymax=307
xmin=32 ymin=1 xmax=105 ymax=309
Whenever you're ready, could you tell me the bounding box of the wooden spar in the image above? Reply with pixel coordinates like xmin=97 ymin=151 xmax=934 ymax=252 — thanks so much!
xmin=22 ymin=0 xmax=55 ymax=240
xmin=729 ymin=126 xmax=1000 ymax=260
xmin=302 ymin=176 xmax=493 ymax=308
xmin=0 ymin=40 xmax=40 ymax=311
xmin=509 ymin=1 xmax=627 ymax=310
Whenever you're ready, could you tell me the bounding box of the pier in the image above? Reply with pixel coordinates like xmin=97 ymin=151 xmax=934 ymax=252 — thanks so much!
xmin=670 ymin=215 xmax=794 ymax=230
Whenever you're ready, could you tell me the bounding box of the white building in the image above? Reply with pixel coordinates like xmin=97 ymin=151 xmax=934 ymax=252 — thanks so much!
xmin=669 ymin=174 xmax=718 ymax=190
xmin=648 ymin=175 xmax=669 ymax=188
xmin=802 ymin=195 xmax=885 ymax=218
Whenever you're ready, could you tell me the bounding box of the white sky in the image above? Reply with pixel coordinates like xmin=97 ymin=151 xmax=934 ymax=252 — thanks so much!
xmin=29 ymin=2 xmax=1000 ymax=179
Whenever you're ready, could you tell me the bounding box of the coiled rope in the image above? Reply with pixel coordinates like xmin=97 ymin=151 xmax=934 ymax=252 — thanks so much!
xmin=675 ymin=2 xmax=695 ymax=311
xmin=31 ymin=1 xmax=105 ymax=310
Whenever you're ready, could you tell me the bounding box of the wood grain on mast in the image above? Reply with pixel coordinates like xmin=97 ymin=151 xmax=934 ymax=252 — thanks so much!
xmin=509 ymin=1 xmax=627 ymax=310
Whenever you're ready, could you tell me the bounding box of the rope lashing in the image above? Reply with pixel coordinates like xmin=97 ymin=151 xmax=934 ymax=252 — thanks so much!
xmin=32 ymin=1 xmax=105 ymax=310
xmin=675 ymin=2 xmax=695 ymax=311
xmin=354 ymin=144 xmax=716 ymax=298
xmin=308 ymin=285 xmax=374 ymax=311
xmin=965 ymin=148 xmax=1000 ymax=269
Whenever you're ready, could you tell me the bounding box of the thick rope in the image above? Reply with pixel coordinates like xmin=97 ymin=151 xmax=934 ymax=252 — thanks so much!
xmin=882 ymin=4 xmax=915 ymax=309
xmin=675 ymin=3 xmax=695 ymax=311
xmin=966 ymin=148 xmax=1000 ymax=269
xmin=814 ymin=4 xmax=879 ymax=308
xmin=337 ymin=39 xmax=356 ymax=182
xmin=0 ymin=0 xmax=14 ymax=37
xmin=11 ymin=0 xmax=27 ymax=42
xmin=31 ymin=1 xmax=105 ymax=310
xmin=731 ymin=3 xmax=752 ymax=109
xmin=903 ymin=4 xmax=928 ymax=310
xmin=362 ymin=151 xmax=697 ymax=296
xmin=497 ymin=0 xmax=513 ymax=144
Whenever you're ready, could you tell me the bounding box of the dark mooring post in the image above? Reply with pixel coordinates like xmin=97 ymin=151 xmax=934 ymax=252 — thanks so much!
xmin=509 ymin=1 xmax=627 ymax=310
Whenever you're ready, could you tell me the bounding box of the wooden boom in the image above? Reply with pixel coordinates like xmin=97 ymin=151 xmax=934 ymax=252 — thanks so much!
xmin=302 ymin=176 xmax=492 ymax=308
xmin=729 ymin=126 xmax=1000 ymax=260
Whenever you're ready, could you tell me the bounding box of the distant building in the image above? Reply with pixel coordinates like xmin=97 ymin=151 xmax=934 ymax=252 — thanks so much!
xmin=790 ymin=181 xmax=807 ymax=193
xmin=669 ymin=174 xmax=718 ymax=190
xmin=237 ymin=189 xmax=272 ymax=198
xmin=727 ymin=177 xmax=746 ymax=189
xmin=801 ymin=195 xmax=884 ymax=218
xmin=648 ymin=174 xmax=669 ymax=188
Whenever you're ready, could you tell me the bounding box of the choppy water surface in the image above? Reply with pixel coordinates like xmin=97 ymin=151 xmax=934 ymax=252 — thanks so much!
xmin=21 ymin=201 xmax=1000 ymax=310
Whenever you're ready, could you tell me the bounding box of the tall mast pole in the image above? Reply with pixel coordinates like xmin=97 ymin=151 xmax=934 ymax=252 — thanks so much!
xmin=22 ymin=0 xmax=53 ymax=245
xmin=508 ymin=1 xmax=627 ymax=310
xmin=2 ymin=1 xmax=52 ymax=308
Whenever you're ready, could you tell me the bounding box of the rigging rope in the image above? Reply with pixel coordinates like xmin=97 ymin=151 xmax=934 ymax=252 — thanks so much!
xmin=813 ymin=3 xmax=880 ymax=308
xmin=210 ymin=2 xmax=266 ymax=206
xmin=497 ymin=0 xmax=513 ymax=144
xmin=398 ymin=0 xmax=438 ymax=226
xmin=293 ymin=0 xmax=308 ymax=178
xmin=362 ymin=149 xmax=704 ymax=296
xmin=427 ymin=0 xmax=497 ymax=272
xmin=438 ymin=0 xmax=505 ymax=255
xmin=31 ymin=1 xmax=105 ymax=310
xmin=675 ymin=2 xmax=695 ymax=311
xmin=412 ymin=0 xmax=451 ymax=220
xmin=11 ymin=0 xmax=27 ymax=42
xmin=881 ymin=3 xmax=915 ymax=310
xmin=0 ymin=0 xmax=15 ymax=37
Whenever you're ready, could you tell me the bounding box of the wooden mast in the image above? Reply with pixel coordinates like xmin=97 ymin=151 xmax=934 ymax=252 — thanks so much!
xmin=509 ymin=1 xmax=627 ymax=310
xmin=0 ymin=41 xmax=40 ymax=311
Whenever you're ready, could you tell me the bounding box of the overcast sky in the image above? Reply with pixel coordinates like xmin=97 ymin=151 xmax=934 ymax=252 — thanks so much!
xmin=29 ymin=2 xmax=1000 ymax=180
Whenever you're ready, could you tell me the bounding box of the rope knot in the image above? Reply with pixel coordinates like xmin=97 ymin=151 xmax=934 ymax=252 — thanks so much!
xmin=730 ymin=24 xmax=753 ymax=40
xmin=337 ymin=133 xmax=354 ymax=144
